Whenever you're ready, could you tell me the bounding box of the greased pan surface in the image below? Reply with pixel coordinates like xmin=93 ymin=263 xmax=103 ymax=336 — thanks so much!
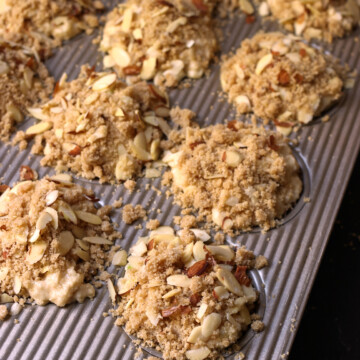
xmin=1 ymin=2 xmax=360 ymax=359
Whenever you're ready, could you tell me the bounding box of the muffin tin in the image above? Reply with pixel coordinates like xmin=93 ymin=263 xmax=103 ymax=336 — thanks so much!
xmin=1 ymin=2 xmax=360 ymax=359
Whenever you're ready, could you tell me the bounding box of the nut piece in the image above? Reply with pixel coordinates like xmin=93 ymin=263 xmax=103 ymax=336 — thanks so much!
xmin=26 ymin=240 xmax=47 ymax=264
xmin=216 ymin=267 xmax=244 ymax=296
xmin=112 ymin=250 xmax=127 ymax=266
xmin=201 ymin=313 xmax=222 ymax=341
xmin=92 ymin=73 xmax=117 ymax=91
xmin=107 ymin=279 xmax=116 ymax=303
xmin=59 ymin=203 xmax=78 ymax=224
xmin=193 ymin=241 xmax=206 ymax=261
xmin=45 ymin=190 xmax=59 ymax=206
xmin=58 ymin=231 xmax=75 ymax=255
xmin=83 ymin=236 xmax=113 ymax=245
xmin=185 ymin=347 xmax=211 ymax=360
xmin=140 ymin=57 xmax=157 ymax=80
xmin=187 ymin=325 xmax=202 ymax=344
xmin=223 ymin=150 xmax=243 ymax=167
xmin=26 ymin=121 xmax=53 ymax=136
xmin=162 ymin=288 xmax=181 ymax=299
xmin=187 ymin=259 xmax=209 ymax=278
xmin=206 ymin=245 xmax=235 ymax=262
xmin=75 ymin=210 xmax=102 ymax=225
xmin=167 ymin=274 xmax=192 ymax=287
xmin=255 ymin=54 xmax=273 ymax=75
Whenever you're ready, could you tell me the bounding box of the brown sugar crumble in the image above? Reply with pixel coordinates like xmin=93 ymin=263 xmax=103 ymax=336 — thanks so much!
xmin=0 ymin=175 xmax=120 ymax=309
xmin=146 ymin=219 xmax=160 ymax=231
xmin=112 ymin=225 xmax=267 ymax=360
xmin=100 ymin=0 xmax=218 ymax=88
xmin=259 ymin=0 xmax=360 ymax=43
xmin=0 ymin=41 xmax=53 ymax=142
xmin=163 ymin=122 xmax=302 ymax=233
xmin=0 ymin=0 xmax=104 ymax=59
xmin=221 ymin=32 xmax=354 ymax=135
xmin=122 ymin=204 xmax=147 ymax=225
xmin=14 ymin=66 xmax=173 ymax=183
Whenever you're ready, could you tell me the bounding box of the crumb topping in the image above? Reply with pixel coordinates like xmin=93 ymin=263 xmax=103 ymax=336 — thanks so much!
xmin=221 ymin=32 xmax=353 ymax=134
xmin=260 ymin=0 xmax=360 ymax=42
xmin=112 ymin=226 xmax=266 ymax=360
xmin=163 ymin=122 xmax=302 ymax=233
xmin=0 ymin=41 xmax=53 ymax=141
xmin=100 ymin=0 xmax=218 ymax=87
xmin=15 ymin=66 xmax=172 ymax=183
xmin=0 ymin=0 xmax=104 ymax=58
xmin=0 ymin=175 xmax=119 ymax=308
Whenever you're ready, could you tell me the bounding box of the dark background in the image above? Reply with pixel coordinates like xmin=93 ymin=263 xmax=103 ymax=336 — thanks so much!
xmin=290 ymin=154 xmax=360 ymax=359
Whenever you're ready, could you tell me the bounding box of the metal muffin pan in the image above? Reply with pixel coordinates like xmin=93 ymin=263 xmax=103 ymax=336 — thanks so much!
xmin=1 ymin=2 xmax=360 ymax=359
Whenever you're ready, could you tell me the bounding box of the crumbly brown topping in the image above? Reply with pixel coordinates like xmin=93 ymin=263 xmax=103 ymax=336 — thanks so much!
xmin=100 ymin=0 xmax=218 ymax=87
xmin=0 ymin=175 xmax=120 ymax=308
xmin=112 ymin=226 xmax=265 ymax=360
xmin=221 ymin=32 xmax=353 ymax=134
xmin=122 ymin=204 xmax=147 ymax=225
xmin=163 ymin=122 xmax=302 ymax=233
xmin=259 ymin=0 xmax=360 ymax=42
xmin=0 ymin=41 xmax=53 ymax=142
xmin=0 ymin=0 xmax=104 ymax=59
xmin=15 ymin=66 xmax=173 ymax=183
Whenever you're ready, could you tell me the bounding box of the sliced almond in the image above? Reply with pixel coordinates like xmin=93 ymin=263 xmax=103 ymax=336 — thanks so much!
xmin=27 ymin=107 xmax=49 ymax=121
xmin=162 ymin=288 xmax=181 ymax=299
xmin=130 ymin=241 xmax=148 ymax=257
xmin=0 ymin=60 xmax=9 ymax=75
xmin=213 ymin=286 xmax=230 ymax=300
xmin=131 ymin=141 xmax=151 ymax=161
xmin=112 ymin=250 xmax=127 ymax=266
xmin=36 ymin=211 xmax=53 ymax=231
xmin=121 ymin=8 xmax=133 ymax=32
xmin=240 ymin=0 xmax=254 ymax=14
xmin=76 ymin=238 xmax=89 ymax=251
xmin=7 ymin=103 xmax=23 ymax=123
xmin=0 ymin=294 xmax=14 ymax=304
xmin=75 ymin=210 xmax=102 ymax=225
xmin=166 ymin=16 xmax=187 ymax=33
xmin=45 ymin=190 xmax=59 ymax=206
xmin=201 ymin=313 xmax=222 ymax=341
xmin=59 ymin=203 xmax=77 ymax=224
xmin=197 ymin=303 xmax=208 ymax=320
xmin=140 ymin=57 xmax=157 ymax=80
xmin=167 ymin=274 xmax=192 ymax=287
xmin=258 ymin=1 xmax=270 ymax=16
xmin=206 ymin=245 xmax=235 ymax=262
xmin=44 ymin=207 xmax=59 ymax=230
xmin=74 ymin=246 xmax=90 ymax=261
xmin=110 ymin=47 xmax=131 ymax=68
xmin=255 ymin=53 xmax=273 ymax=75
xmin=150 ymin=226 xmax=174 ymax=237
xmin=216 ymin=268 xmax=243 ymax=296
xmin=50 ymin=173 xmax=73 ymax=185
xmin=224 ymin=149 xmax=243 ymax=167
xmin=13 ymin=276 xmax=22 ymax=294
xmin=84 ymin=92 xmax=99 ymax=105
xmin=107 ymin=279 xmax=116 ymax=303
xmin=193 ymin=241 xmax=206 ymax=261
xmin=182 ymin=242 xmax=194 ymax=264
xmin=185 ymin=347 xmax=210 ymax=360
xmin=145 ymin=168 xmax=161 ymax=178
xmin=29 ymin=228 xmax=40 ymax=243
xmin=26 ymin=121 xmax=52 ymax=136
xmin=92 ymin=73 xmax=117 ymax=91
xmin=187 ymin=326 xmax=202 ymax=344
xmin=83 ymin=236 xmax=112 ymax=245
xmin=132 ymin=28 xmax=142 ymax=40
xmin=58 ymin=230 xmax=75 ymax=255
xmin=26 ymin=240 xmax=47 ymax=264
